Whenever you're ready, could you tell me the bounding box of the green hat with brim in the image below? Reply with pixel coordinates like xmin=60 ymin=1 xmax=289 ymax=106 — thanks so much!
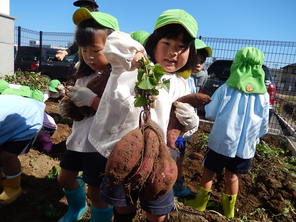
xmin=2 ymin=85 xmax=32 ymax=98
xmin=226 ymin=47 xmax=266 ymax=94
xmin=130 ymin=31 xmax=150 ymax=46
xmin=154 ymin=9 xmax=198 ymax=38
xmin=49 ymin=79 xmax=61 ymax=92
xmin=0 ymin=79 xmax=9 ymax=93
xmin=195 ymin=39 xmax=212 ymax=57
xmin=31 ymin=89 xmax=44 ymax=102
xmin=73 ymin=7 xmax=119 ymax=31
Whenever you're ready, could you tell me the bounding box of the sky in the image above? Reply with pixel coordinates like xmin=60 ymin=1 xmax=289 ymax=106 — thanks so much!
xmin=10 ymin=0 xmax=296 ymax=42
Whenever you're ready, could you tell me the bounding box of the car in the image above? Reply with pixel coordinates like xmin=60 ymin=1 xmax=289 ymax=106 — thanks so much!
xmin=199 ymin=60 xmax=276 ymax=119
xmin=14 ymin=46 xmax=78 ymax=81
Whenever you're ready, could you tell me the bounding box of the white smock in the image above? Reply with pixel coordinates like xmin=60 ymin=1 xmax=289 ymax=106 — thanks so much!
xmin=66 ymin=73 xmax=100 ymax=153
xmin=88 ymin=31 xmax=191 ymax=158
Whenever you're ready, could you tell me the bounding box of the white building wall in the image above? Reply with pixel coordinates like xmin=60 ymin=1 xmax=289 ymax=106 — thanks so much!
xmin=0 ymin=0 xmax=14 ymax=77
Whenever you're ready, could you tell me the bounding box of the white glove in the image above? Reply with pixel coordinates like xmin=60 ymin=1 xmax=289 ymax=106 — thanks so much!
xmin=68 ymin=86 xmax=97 ymax=107
xmin=174 ymin=101 xmax=199 ymax=138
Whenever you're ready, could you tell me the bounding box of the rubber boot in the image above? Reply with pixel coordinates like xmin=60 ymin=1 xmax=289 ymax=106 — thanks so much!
xmin=38 ymin=131 xmax=53 ymax=152
xmin=0 ymin=174 xmax=22 ymax=205
xmin=185 ymin=186 xmax=211 ymax=211
xmin=58 ymin=178 xmax=88 ymax=222
xmin=173 ymin=178 xmax=194 ymax=198
xmin=222 ymin=193 xmax=237 ymax=218
xmin=89 ymin=206 xmax=113 ymax=222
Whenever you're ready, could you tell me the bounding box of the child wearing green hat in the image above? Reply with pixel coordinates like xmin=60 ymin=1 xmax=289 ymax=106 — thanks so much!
xmin=84 ymin=8 xmax=201 ymax=222
xmin=0 ymin=94 xmax=45 ymax=205
xmin=172 ymin=39 xmax=213 ymax=198
xmin=56 ymin=8 xmax=118 ymax=222
xmin=185 ymin=47 xmax=269 ymax=218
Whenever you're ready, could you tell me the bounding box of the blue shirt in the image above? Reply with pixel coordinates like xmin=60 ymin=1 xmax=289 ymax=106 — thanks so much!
xmin=0 ymin=95 xmax=45 ymax=144
xmin=205 ymin=84 xmax=269 ymax=159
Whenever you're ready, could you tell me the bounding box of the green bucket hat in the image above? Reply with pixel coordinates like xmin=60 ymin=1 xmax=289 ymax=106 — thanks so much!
xmin=130 ymin=31 xmax=150 ymax=46
xmin=2 ymin=85 xmax=32 ymax=98
xmin=48 ymin=79 xmax=61 ymax=92
xmin=226 ymin=47 xmax=266 ymax=94
xmin=154 ymin=9 xmax=198 ymax=38
xmin=31 ymin=89 xmax=44 ymax=102
xmin=195 ymin=39 xmax=212 ymax=57
xmin=73 ymin=7 xmax=119 ymax=31
xmin=0 ymin=79 xmax=9 ymax=93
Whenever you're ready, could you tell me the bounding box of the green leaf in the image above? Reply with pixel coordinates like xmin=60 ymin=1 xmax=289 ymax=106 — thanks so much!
xmin=160 ymin=79 xmax=170 ymax=92
xmin=137 ymin=75 xmax=155 ymax=90
xmin=134 ymin=95 xmax=148 ymax=107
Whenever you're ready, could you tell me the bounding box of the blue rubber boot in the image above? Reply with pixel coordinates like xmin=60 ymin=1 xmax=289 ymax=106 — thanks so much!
xmin=173 ymin=178 xmax=194 ymax=198
xmin=89 ymin=206 xmax=113 ymax=222
xmin=58 ymin=178 xmax=88 ymax=222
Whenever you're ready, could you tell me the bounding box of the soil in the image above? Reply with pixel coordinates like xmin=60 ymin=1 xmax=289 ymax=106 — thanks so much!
xmin=1 ymin=101 xmax=296 ymax=222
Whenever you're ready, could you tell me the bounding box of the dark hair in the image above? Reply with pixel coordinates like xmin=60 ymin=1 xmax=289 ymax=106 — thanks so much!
xmin=74 ymin=18 xmax=113 ymax=78
xmin=145 ymin=24 xmax=196 ymax=72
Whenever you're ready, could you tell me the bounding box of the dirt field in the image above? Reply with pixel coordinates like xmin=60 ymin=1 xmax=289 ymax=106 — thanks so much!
xmin=1 ymin=101 xmax=295 ymax=222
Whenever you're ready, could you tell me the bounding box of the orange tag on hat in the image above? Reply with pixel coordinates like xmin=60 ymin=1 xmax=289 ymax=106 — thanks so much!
xmin=245 ymin=84 xmax=254 ymax=92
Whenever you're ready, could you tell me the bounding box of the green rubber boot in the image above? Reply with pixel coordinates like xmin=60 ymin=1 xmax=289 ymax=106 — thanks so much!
xmin=58 ymin=178 xmax=88 ymax=222
xmin=222 ymin=193 xmax=237 ymax=218
xmin=185 ymin=186 xmax=212 ymax=211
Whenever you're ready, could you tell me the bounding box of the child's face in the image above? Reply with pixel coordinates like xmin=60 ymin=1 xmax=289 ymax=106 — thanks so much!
xmin=154 ymin=36 xmax=190 ymax=73
xmin=81 ymin=30 xmax=109 ymax=71
xmin=194 ymin=54 xmax=206 ymax=72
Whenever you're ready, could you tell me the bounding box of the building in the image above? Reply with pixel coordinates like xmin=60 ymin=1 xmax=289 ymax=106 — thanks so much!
xmin=0 ymin=0 xmax=14 ymax=76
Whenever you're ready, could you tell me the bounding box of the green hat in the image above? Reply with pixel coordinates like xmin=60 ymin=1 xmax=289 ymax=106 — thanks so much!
xmin=130 ymin=31 xmax=150 ymax=46
xmin=154 ymin=9 xmax=198 ymax=38
xmin=73 ymin=7 xmax=119 ymax=31
xmin=2 ymin=85 xmax=32 ymax=98
xmin=0 ymin=79 xmax=9 ymax=93
xmin=48 ymin=79 xmax=61 ymax=92
xmin=31 ymin=89 xmax=44 ymax=102
xmin=226 ymin=47 xmax=266 ymax=94
xmin=195 ymin=39 xmax=212 ymax=57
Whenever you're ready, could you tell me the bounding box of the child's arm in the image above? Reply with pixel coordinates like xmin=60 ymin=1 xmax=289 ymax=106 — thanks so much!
xmin=103 ymin=31 xmax=146 ymax=73
xmin=259 ymin=93 xmax=270 ymax=137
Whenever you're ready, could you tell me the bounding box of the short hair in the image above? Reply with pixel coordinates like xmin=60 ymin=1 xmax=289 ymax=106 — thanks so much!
xmin=145 ymin=24 xmax=196 ymax=73
xmin=74 ymin=18 xmax=113 ymax=77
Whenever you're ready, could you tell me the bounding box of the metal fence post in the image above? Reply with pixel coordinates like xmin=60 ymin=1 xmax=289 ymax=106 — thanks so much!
xmin=17 ymin=26 xmax=21 ymax=50
xmin=39 ymin=31 xmax=43 ymax=68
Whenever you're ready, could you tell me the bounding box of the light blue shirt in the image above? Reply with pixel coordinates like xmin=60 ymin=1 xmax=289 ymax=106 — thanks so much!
xmin=0 ymin=95 xmax=45 ymax=144
xmin=205 ymin=84 xmax=269 ymax=159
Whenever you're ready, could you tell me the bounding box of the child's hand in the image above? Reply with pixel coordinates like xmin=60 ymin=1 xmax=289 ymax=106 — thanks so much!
xmin=131 ymin=51 xmax=144 ymax=69
xmin=174 ymin=101 xmax=199 ymax=137
xmin=68 ymin=86 xmax=97 ymax=107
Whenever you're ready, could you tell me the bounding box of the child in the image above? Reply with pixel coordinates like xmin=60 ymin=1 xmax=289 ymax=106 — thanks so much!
xmin=173 ymin=39 xmax=212 ymax=198
xmin=191 ymin=39 xmax=212 ymax=92
xmin=44 ymin=79 xmax=65 ymax=100
xmin=78 ymin=9 xmax=199 ymax=222
xmin=57 ymin=8 xmax=119 ymax=222
xmin=185 ymin=47 xmax=270 ymax=218
xmin=0 ymin=88 xmax=45 ymax=205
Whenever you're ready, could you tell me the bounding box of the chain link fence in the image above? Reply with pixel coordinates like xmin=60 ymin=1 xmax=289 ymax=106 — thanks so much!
xmin=14 ymin=27 xmax=296 ymax=137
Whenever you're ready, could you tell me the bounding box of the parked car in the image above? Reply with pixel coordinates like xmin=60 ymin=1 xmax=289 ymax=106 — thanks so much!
xmin=14 ymin=46 xmax=78 ymax=81
xmin=199 ymin=60 xmax=276 ymax=119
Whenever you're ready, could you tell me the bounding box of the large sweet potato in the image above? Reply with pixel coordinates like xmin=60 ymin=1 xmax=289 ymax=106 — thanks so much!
xmin=142 ymin=143 xmax=178 ymax=200
xmin=105 ymin=128 xmax=144 ymax=184
xmin=127 ymin=127 xmax=160 ymax=189
xmin=177 ymin=92 xmax=211 ymax=108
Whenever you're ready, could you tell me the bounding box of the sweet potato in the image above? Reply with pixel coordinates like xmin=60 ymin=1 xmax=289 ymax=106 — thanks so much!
xmin=105 ymin=128 xmax=144 ymax=184
xmin=166 ymin=105 xmax=183 ymax=149
xmin=127 ymin=127 xmax=160 ymax=189
xmin=59 ymin=96 xmax=96 ymax=121
xmin=142 ymin=143 xmax=178 ymax=200
xmin=177 ymin=92 xmax=211 ymax=108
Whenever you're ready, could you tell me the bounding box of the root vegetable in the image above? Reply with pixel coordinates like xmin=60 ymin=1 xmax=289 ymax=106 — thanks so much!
xmin=127 ymin=127 xmax=160 ymax=189
xmin=142 ymin=143 xmax=178 ymax=200
xmin=105 ymin=128 xmax=144 ymax=184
